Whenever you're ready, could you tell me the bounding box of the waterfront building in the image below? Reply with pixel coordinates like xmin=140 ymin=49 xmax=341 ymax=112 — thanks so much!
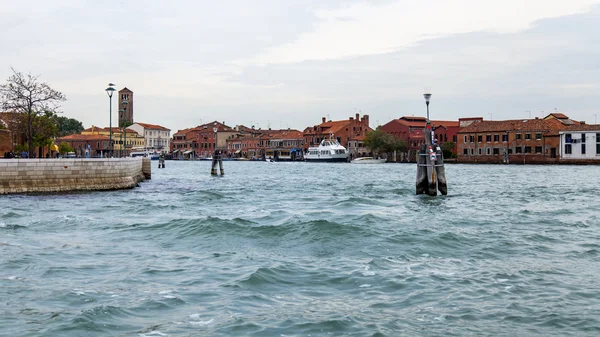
xmin=303 ymin=113 xmax=372 ymax=151
xmin=171 ymin=121 xmax=235 ymax=159
xmin=81 ymin=126 xmax=144 ymax=156
xmin=379 ymin=116 xmax=460 ymax=162
xmin=456 ymin=114 xmax=582 ymax=164
xmin=559 ymin=126 xmax=600 ymax=162
xmin=56 ymin=133 xmax=110 ymax=157
xmin=0 ymin=116 xmax=13 ymax=154
xmin=128 ymin=122 xmax=171 ymax=153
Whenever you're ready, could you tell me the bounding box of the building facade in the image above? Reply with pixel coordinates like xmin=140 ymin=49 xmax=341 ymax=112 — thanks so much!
xmin=379 ymin=116 xmax=461 ymax=162
xmin=128 ymin=122 xmax=171 ymax=152
xmin=303 ymin=113 xmax=372 ymax=150
xmin=457 ymin=117 xmax=574 ymax=164
xmin=559 ymin=127 xmax=600 ymax=161
xmin=171 ymin=121 xmax=235 ymax=159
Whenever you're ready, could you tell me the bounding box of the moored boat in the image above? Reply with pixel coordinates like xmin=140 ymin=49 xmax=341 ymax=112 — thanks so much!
xmin=350 ymin=157 xmax=386 ymax=164
xmin=305 ymin=139 xmax=349 ymax=162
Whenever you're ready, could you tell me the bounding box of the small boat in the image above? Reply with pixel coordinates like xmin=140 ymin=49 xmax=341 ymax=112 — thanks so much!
xmin=305 ymin=139 xmax=349 ymax=162
xmin=130 ymin=150 xmax=160 ymax=160
xmin=351 ymin=157 xmax=386 ymax=164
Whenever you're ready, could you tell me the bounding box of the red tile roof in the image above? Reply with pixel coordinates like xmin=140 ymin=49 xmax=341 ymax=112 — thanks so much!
xmin=57 ymin=134 xmax=109 ymax=141
xmin=458 ymin=118 xmax=569 ymax=133
xmin=135 ymin=122 xmax=170 ymax=131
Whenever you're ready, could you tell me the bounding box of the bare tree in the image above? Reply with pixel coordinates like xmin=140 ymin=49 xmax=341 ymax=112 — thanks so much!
xmin=0 ymin=68 xmax=66 ymax=157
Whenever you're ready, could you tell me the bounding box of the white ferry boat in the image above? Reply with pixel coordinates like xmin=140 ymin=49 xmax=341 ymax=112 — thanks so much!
xmin=305 ymin=139 xmax=349 ymax=162
xmin=130 ymin=150 xmax=160 ymax=160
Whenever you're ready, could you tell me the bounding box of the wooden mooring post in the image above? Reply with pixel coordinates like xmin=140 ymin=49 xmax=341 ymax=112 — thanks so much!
xmin=158 ymin=153 xmax=165 ymax=168
xmin=210 ymin=150 xmax=224 ymax=176
xmin=416 ymin=92 xmax=447 ymax=196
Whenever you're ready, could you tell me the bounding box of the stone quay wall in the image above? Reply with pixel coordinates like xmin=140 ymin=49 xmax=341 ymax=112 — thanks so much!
xmin=0 ymin=157 xmax=151 ymax=194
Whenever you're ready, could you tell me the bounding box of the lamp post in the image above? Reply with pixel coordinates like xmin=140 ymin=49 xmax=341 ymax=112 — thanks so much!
xmin=423 ymin=91 xmax=432 ymax=144
xmin=121 ymin=101 xmax=129 ymax=157
xmin=118 ymin=109 xmax=124 ymax=157
xmin=213 ymin=127 xmax=218 ymax=152
xmin=105 ymin=83 xmax=116 ymax=157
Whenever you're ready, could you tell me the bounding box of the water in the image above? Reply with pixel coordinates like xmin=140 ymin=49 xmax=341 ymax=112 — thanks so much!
xmin=1 ymin=161 xmax=600 ymax=337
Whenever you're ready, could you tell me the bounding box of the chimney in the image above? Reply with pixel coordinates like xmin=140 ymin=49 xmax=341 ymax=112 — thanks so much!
xmin=349 ymin=117 xmax=354 ymax=121
xmin=322 ymin=117 xmax=326 ymax=123
xmin=362 ymin=114 xmax=369 ymax=126
xmin=355 ymin=113 xmax=359 ymax=120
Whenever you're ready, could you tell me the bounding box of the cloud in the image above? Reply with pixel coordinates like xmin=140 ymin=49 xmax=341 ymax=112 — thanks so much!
xmin=253 ymin=0 xmax=600 ymax=64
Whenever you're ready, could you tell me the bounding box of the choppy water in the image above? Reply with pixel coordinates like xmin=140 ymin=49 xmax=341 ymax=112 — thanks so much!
xmin=1 ymin=161 xmax=600 ymax=337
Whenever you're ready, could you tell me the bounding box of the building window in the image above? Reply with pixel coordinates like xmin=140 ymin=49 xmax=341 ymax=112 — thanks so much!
xmin=525 ymin=133 xmax=531 ymax=140
xmin=463 ymin=149 xmax=468 ymax=155
xmin=597 ymin=144 xmax=600 ymax=155
xmin=486 ymin=148 xmax=491 ymax=155
xmin=524 ymin=146 xmax=532 ymax=153
xmin=565 ymin=134 xmax=572 ymax=143
xmin=453 ymin=135 xmax=457 ymax=142
xmin=582 ymin=144 xmax=586 ymax=154
xmin=535 ymin=146 xmax=542 ymax=153
xmin=464 ymin=135 xmax=468 ymax=142
xmin=502 ymin=134 xmax=508 ymax=142
xmin=515 ymin=147 xmax=522 ymax=153
xmin=516 ymin=133 xmax=522 ymax=140
xmin=565 ymin=144 xmax=572 ymax=154
xmin=470 ymin=148 xmax=474 ymax=155
xmin=508 ymin=148 xmax=513 ymax=154
xmin=469 ymin=135 xmax=475 ymax=142
xmin=536 ymin=133 xmax=542 ymax=140
xmin=478 ymin=148 xmax=482 ymax=155
xmin=477 ymin=135 xmax=482 ymax=142
xmin=494 ymin=134 xmax=499 ymax=142
xmin=486 ymin=135 xmax=491 ymax=142
xmin=581 ymin=133 xmax=586 ymax=143
xmin=493 ymin=148 xmax=499 ymax=155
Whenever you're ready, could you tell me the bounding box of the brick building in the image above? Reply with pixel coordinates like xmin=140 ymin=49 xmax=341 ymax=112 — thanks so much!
xmin=456 ymin=114 xmax=581 ymax=164
xmin=379 ymin=116 xmax=460 ymax=162
xmin=303 ymin=113 xmax=372 ymax=153
xmin=171 ymin=121 xmax=235 ymax=159
xmin=56 ymin=133 xmax=110 ymax=157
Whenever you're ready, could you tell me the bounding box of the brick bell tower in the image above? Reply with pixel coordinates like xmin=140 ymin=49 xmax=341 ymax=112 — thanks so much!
xmin=118 ymin=87 xmax=134 ymax=125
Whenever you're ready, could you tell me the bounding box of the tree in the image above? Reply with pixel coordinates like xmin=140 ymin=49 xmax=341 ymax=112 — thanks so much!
xmin=59 ymin=142 xmax=74 ymax=155
xmin=33 ymin=113 xmax=58 ymax=157
xmin=0 ymin=68 xmax=66 ymax=157
xmin=441 ymin=142 xmax=456 ymax=158
xmin=364 ymin=128 xmax=407 ymax=159
xmin=53 ymin=115 xmax=84 ymax=137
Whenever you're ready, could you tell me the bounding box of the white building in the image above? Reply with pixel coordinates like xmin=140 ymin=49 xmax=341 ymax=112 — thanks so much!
xmin=559 ymin=128 xmax=600 ymax=160
xmin=128 ymin=122 xmax=171 ymax=153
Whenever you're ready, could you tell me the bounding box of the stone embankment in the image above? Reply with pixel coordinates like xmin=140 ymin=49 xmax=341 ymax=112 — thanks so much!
xmin=0 ymin=157 xmax=151 ymax=194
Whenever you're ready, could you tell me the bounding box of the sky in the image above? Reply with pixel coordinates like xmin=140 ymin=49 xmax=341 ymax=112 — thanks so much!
xmin=1 ymin=0 xmax=600 ymax=132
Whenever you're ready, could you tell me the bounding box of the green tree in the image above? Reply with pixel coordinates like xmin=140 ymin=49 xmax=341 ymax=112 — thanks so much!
xmin=0 ymin=68 xmax=66 ymax=157
xmin=364 ymin=128 xmax=408 ymax=159
xmin=53 ymin=115 xmax=84 ymax=137
xmin=32 ymin=114 xmax=58 ymax=157
xmin=441 ymin=142 xmax=455 ymax=158
xmin=59 ymin=142 xmax=74 ymax=155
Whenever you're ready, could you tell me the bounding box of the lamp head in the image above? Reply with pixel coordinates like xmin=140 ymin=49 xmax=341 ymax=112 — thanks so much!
xmin=105 ymin=86 xmax=116 ymax=97
xmin=423 ymin=93 xmax=432 ymax=103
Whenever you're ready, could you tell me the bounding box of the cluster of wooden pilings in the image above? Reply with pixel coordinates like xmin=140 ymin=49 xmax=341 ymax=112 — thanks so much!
xmin=416 ymin=127 xmax=448 ymax=196
xmin=158 ymin=153 xmax=165 ymax=168
xmin=210 ymin=150 xmax=225 ymax=176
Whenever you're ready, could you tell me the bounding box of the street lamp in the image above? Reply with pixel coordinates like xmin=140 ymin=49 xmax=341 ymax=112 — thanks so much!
xmin=121 ymin=101 xmax=129 ymax=157
xmin=213 ymin=127 xmax=218 ymax=152
xmin=423 ymin=91 xmax=433 ymax=144
xmin=105 ymin=83 xmax=116 ymax=157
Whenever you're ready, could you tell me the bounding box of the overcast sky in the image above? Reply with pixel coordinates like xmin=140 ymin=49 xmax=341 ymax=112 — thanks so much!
xmin=2 ymin=0 xmax=600 ymax=132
